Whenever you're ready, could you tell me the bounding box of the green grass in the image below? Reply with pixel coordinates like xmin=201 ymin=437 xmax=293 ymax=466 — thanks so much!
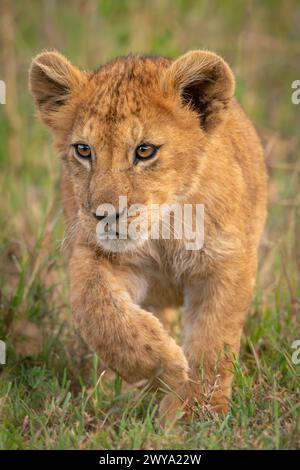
xmin=0 ymin=0 xmax=300 ymax=449
xmin=1 ymin=295 xmax=299 ymax=449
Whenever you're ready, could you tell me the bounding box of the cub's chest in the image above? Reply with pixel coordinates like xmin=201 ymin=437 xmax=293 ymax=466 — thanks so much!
xmin=132 ymin=245 xmax=206 ymax=307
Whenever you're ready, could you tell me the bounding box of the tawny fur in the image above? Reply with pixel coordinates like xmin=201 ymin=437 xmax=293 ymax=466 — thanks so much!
xmin=29 ymin=50 xmax=267 ymax=420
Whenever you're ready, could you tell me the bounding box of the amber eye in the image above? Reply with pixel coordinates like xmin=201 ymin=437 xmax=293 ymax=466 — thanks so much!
xmin=135 ymin=143 xmax=158 ymax=162
xmin=74 ymin=143 xmax=91 ymax=159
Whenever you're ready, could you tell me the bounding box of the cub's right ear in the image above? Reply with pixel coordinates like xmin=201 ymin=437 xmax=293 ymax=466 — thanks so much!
xmin=162 ymin=50 xmax=235 ymax=132
xmin=29 ymin=51 xmax=86 ymax=129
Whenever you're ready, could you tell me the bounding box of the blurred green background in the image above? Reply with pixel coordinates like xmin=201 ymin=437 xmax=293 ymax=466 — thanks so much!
xmin=0 ymin=0 xmax=299 ymax=450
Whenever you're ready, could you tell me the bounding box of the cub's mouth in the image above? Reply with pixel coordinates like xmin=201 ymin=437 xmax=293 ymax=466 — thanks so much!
xmin=95 ymin=208 xmax=150 ymax=253
xmin=96 ymin=237 xmax=147 ymax=254
xmin=92 ymin=198 xmax=205 ymax=253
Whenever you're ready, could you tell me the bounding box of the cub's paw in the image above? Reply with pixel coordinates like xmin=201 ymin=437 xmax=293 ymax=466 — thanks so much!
xmin=208 ymin=398 xmax=229 ymax=415
xmin=159 ymin=392 xmax=188 ymax=426
xmin=158 ymin=384 xmax=230 ymax=426
xmin=158 ymin=383 xmax=194 ymax=425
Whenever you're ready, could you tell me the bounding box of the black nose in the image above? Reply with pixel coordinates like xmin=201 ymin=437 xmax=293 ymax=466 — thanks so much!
xmin=92 ymin=212 xmax=119 ymax=221
xmin=93 ymin=212 xmax=105 ymax=221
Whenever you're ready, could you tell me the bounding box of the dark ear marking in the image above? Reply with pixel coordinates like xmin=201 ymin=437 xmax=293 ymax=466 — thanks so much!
xmin=29 ymin=51 xmax=86 ymax=129
xmin=162 ymin=50 xmax=235 ymax=131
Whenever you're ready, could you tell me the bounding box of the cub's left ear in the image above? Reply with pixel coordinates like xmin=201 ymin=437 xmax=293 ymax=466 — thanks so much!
xmin=29 ymin=51 xmax=87 ymax=129
xmin=162 ymin=50 xmax=235 ymax=131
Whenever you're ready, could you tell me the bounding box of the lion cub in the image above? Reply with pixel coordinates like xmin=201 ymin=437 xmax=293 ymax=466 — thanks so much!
xmin=29 ymin=50 xmax=267 ymax=420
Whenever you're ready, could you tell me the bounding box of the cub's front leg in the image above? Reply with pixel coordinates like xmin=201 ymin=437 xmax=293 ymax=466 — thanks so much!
xmin=69 ymin=243 xmax=189 ymax=392
xmin=160 ymin=258 xmax=256 ymax=419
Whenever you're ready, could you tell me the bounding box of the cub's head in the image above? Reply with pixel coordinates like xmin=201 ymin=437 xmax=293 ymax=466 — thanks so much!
xmin=29 ymin=50 xmax=234 ymax=252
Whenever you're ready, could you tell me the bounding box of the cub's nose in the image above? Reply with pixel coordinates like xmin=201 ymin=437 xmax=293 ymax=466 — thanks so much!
xmin=93 ymin=212 xmax=105 ymax=221
xmin=92 ymin=212 xmax=120 ymax=221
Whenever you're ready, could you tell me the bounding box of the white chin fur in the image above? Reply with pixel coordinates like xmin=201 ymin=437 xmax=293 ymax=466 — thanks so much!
xmin=96 ymin=237 xmax=146 ymax=253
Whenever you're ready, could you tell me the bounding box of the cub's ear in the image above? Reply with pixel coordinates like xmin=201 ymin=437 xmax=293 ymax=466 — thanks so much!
xmin=29 ymin=51 xmax=86 ymax=129
xmin=162 ymin=50 xmax=235 ymax=131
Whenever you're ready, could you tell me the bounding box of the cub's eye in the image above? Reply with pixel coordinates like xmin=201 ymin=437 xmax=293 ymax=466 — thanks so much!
xmin=135 ymin=143 xmax=158 ymax=162
xmin=74 ymin=143 xmax=91 ymax=159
